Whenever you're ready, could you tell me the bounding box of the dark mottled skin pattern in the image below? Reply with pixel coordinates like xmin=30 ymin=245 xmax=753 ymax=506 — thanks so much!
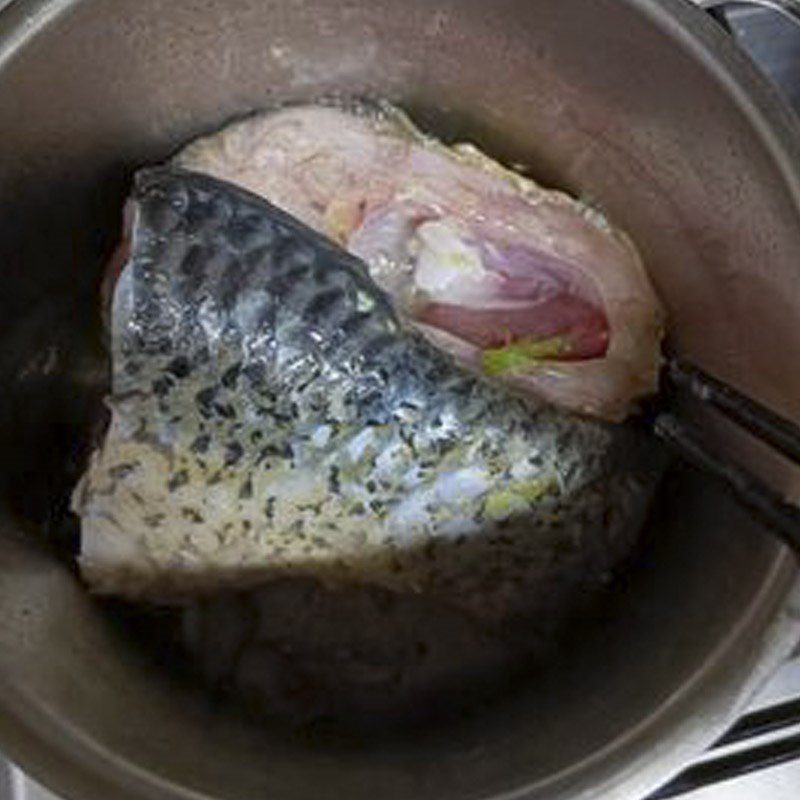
xmin=75 ymin=169 xmax=661 ymax=724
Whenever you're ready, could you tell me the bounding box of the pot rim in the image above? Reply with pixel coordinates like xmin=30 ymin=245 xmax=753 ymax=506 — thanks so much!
xmin=0 ymin=1 xmax=799 ymax=799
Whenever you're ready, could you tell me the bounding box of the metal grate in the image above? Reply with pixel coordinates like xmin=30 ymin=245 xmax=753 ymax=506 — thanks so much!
xmin=652 ymin=697 xmax=800 ymax=797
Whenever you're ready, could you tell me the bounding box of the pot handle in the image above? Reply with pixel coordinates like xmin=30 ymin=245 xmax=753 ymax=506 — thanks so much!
xmin=699 ymin=0 xmax=800 ymax=27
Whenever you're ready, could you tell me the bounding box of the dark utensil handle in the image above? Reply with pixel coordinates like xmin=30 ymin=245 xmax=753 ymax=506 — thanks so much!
xmin=654 ymin=412 xmax=800 ymax=556
xmin=666 ymin=359 xmax=800 ymax=465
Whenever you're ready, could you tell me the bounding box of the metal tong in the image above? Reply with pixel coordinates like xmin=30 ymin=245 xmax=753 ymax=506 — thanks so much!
xmin=654 ymin=358 xmax=800 ymax=555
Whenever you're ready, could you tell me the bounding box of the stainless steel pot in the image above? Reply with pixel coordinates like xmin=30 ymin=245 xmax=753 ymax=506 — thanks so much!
xmin=1 ymin=1 xmax=800 ymax=798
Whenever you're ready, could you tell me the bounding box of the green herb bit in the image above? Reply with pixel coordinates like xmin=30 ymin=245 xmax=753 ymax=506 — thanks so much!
xmin=481 ymin=336 xmax=571 ymax=376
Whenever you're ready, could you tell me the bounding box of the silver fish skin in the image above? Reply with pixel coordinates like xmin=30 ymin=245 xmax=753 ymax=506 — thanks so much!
xmin=73 ymin=168 xmax=655 ymax=621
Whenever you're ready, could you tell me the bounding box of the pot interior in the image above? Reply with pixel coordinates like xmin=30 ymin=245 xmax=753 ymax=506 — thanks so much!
xmin=1 ymin=1 xmax=799 ymax=799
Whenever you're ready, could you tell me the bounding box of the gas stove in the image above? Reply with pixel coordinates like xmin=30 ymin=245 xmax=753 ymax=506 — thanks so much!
xmin=2 ymin=2 xmax=800 ymax=799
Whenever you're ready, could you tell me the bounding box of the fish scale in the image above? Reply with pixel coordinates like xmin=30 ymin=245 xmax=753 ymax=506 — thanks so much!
xmin=74 ymin=168 xmax=656 ymax=622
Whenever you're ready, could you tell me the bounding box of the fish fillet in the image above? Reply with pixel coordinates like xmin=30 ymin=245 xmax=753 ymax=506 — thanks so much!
xmin=73 ymin=168 xmax=657 ymax=621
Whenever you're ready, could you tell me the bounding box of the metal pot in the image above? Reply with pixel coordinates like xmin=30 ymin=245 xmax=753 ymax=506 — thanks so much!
xmin=1 ymin=0 xmax=800 ymax=798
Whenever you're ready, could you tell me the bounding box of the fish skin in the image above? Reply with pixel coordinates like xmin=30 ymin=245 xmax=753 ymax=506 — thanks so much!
xmin=73 ymin=168 xmax=656 ymax=622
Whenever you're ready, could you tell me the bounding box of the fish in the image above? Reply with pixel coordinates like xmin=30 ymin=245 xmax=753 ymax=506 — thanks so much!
xmin=177 ymin=103 xmax=664 ymax=421
xmin=72 ymin=168 xmax=659 ymax=623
